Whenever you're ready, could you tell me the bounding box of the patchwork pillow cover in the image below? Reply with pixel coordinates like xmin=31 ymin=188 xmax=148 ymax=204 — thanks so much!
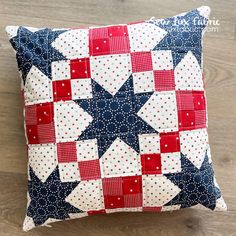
xmin=6 ymin=5 xmax=226 ymax=231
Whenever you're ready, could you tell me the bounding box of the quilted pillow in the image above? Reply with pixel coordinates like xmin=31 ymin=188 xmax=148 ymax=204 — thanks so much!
xmin=6 ymin=5 xmax=226 ymax=231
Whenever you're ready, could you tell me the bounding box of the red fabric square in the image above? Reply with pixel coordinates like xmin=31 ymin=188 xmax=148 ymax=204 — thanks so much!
xmin=25 ymin=125 xmax=39 ymax=144
xmin=176 ymin=91 xmax=206 ymax=131
xmin=160 ymin=132 xmax=180 ymax=153
xmin=89 ymin=38 xmax=110 ymax=56
xmin=176 ymin=91 xmax=206 ymax=111
xmin=124 ymin=194 xmax=142 ymax=207
xmin=78 ymin=159 xmax=101 ymax=180
xmin=193 ymin=92 xmax=206 ymax=110
xmin=37 ymin=123 xmax=56 ymax=143
xmin=36 ymin=102 xmax=54 ymax=124
xmin=104 ymin=195 xmax=124 ymax=209
xmin=70 ymin=58 xmax=91 ymax=79
xmin=122 ymin=176 xmax=142 ymax=195
xmin=178 ymin=110 xmax=196 ymax=131
xmin=131 ymin=52 xmax=153 ymax=72
xmin=154 ymin=70 xmax=175 ymax=91
xmin=89 ymin=26 xmax=130 ymax=56
xmin=108 ymin=25 xmax=130 ymax=54
xmin=109 ymin=36 xmax=130 ymax=54
xmin=176 ymin=91 xmax=194 ymax=110
xmin=57 ymin=142 xmax=77 ymax=163
xmin=89 ymin=27 xmax=108 ymax=39
xmin=25 ymin=115 xmax=55 ymax=144
xmin=53 ymin=80 xmax=72 ymax=102
xmin=195 ymin=110 xmax=207 ymax=128
xmin=102 ymin=177 xmax=123 ymax=196
xmin=141 ymin=153 xmax=162 ymax=174
xmin=107 ymin=25 xmax=128 ymax=37
xmin=25 ymin=105 xmax=37 ymax=125
xmin=103 ymin=176 xmax=142 ymax=209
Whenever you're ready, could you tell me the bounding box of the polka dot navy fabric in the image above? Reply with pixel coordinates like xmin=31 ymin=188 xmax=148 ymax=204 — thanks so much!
xmin=5 ymin=6 xmax=226 ymax=231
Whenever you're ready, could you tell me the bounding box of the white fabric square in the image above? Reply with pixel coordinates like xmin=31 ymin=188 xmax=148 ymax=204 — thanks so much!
xmin=174 ymin=51 xmax=204 ymax=90
xmin=28 ymin=143 xmax=57 ymax=182
xmin=90 ymin=53 xmax=132 ymax=95
xmin=161 ymin=152 xmax=181 ymax=174
xmin=24 ymin=66 xmax=53 ymax=105
xmin=54 ymin=101 xmax=93 ymax=142
xmin=151 ymin=50 xmax=173 ymax=70
xmin=133 ymin=71 xmax=155 ymax=93
xmin=52 ymin=29 xmax=89 ymax=59
xmin=138 ymin=133 xmax=160 ymax=154
xmin=127 ymin=22 xmax=167 ymax=52
xmin=66 ymin=179 xmax=104 ymax=211
xmin=100 ymin=138 xmax=141 ymax=178
xmin=76 ymin=139 xmax=99 ymax=161
xmin=58 ymin=162 xmax=80 ymax=182
xmin=180 ymin=128 xmax=209 ymax=168
xmin=71 ymin=78 xmax=93 ymax=99
xmin=137 ymin=91 xmax=178 ymax=132
xmin=51 ymin=60 xmax=70 ymax=81
xmin=142 ymin=175 xmax=181 ymax=207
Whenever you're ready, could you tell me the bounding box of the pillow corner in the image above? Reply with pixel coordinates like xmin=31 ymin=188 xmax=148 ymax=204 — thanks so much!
xmin=5 ymin=25 xmax=19 ymax=39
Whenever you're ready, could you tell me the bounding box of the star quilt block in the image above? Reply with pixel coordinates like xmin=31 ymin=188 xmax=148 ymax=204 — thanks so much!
xmin=5 ymin=5 xmax=226 ymax=231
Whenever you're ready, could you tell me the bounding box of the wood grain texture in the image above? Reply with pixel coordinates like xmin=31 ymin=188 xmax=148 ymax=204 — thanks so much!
xmin=0 ymin=0 xmax=235 ymax=235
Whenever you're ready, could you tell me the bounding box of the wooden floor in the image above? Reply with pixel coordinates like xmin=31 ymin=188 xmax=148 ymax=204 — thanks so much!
xmin=0 ymin=0 xmax=235 ymax=235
